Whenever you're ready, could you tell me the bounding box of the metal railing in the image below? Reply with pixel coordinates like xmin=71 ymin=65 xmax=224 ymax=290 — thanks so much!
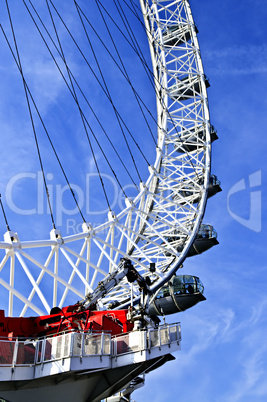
xmin=113 ymin=323 xmax=181 ymax=356
xmin=0 ymin=323 xmax=181 ymax=367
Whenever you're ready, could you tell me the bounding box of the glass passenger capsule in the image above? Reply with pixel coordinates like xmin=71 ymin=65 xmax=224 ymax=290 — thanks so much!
xmin=148 ymin=275 xmax=205 ymax=316
xmin=174 ymin=124 xmax=218 ymax=153
xmin=163 ymin=224 xmax=219 ymax=258
xmin=172 ymin=174 xmax=222 ymax=204
xmin=162 ymin=23 xmax=198 ymax=46
xmin=169 ymin=74 xmax=210 ymax=101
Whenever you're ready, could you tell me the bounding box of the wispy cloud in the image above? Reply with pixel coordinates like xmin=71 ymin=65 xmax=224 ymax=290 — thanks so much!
xmin=136 ymin=295 xmax=267 ymax=401
xmin=229 ymin=327 xmax=267 ymax=401
xmin=204 ymin=44 xmax=267 ymax=75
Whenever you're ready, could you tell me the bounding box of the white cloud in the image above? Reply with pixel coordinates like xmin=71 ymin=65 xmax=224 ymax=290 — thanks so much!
xmin=205 ymin=44 xmax=267 ymax=75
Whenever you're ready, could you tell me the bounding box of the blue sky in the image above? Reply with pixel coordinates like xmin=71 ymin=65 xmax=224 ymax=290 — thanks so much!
xmin=0 ymin=1 xmax=267 ymax=401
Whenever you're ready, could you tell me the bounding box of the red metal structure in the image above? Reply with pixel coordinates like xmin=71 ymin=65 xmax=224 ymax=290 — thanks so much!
xmin=0 ymin=307 xmax=134 ymax=339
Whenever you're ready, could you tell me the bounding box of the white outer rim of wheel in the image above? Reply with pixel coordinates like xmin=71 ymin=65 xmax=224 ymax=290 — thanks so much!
xmin=0 ymin=0 xmax=211 ymax=317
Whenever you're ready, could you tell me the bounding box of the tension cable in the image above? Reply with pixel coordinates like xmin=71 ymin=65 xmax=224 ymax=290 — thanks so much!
xmin=4 ymin=0 xmax=56 ymax=229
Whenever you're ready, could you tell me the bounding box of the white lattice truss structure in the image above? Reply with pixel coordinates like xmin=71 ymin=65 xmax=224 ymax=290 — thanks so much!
xmin=0 ymin=0 xmax=211 ymax=317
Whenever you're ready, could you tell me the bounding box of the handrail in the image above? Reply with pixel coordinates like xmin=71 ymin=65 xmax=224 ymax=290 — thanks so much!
xmin=0 ymin=323 xmax=181 ymax=368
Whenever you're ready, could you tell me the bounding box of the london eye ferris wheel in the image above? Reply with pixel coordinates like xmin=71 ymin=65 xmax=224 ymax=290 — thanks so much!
xmin=0 ymin=1 xmax=220 ymax=400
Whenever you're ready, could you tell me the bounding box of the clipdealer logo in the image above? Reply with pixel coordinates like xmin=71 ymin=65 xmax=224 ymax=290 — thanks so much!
xmin=227 ymin=170 xmax=262 ymax=233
